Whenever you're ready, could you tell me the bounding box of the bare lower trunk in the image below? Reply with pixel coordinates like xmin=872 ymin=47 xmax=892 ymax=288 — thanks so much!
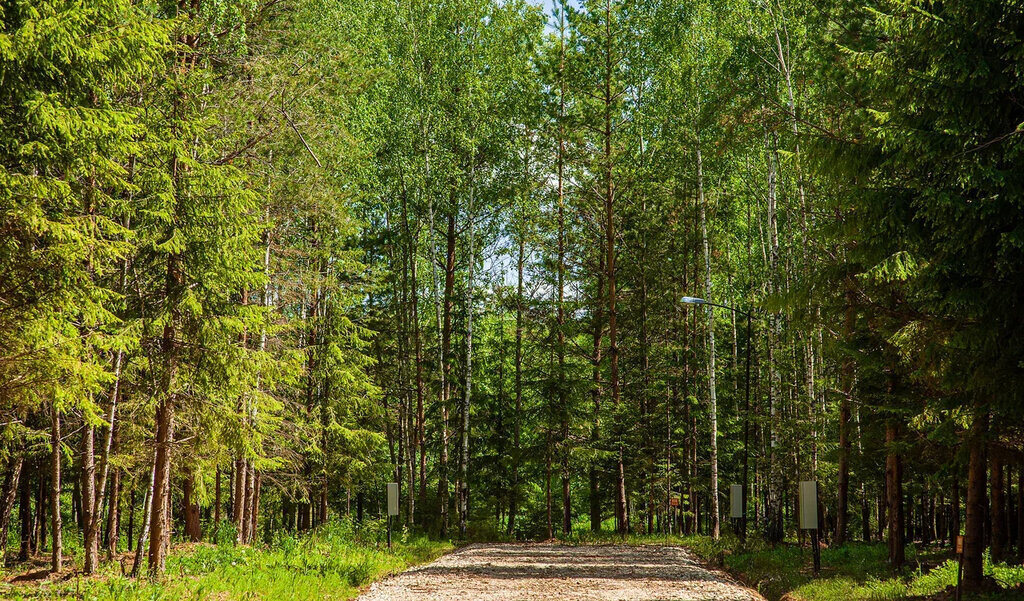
xmin=250 ymin=472 xmax=262 ymax=540
xmin=82 ymin=423 xmax=98 ymax=573
xmin=215 ymin=467 xmax=222 ymax=527
xmin=131 ymin=455 xmax=156 ymax=578
xmin=0 ymin=454 xmax=23 ymax=563
xmin=242 ymin=463 xmax=255 ymax=543
xmin=147 ymin=396 xmax=173 ymax=574
xmin=1017 ymin=468 xmax=1023 ymax=560
xmin=106 ymin=468 xmax=120 ymax=558
xmin=18 ymin=468 xmax=31 ymax=562
xmin=962 ymin=407 xmax=987 ymax=589
xmin=234 ymin=459 xmax=248 ymax=544
xmin=546 ymin=432 xmax=553 ymax=540
xmin=184 ymin=473 xmax=201 ymax=542
xmin=991 ymin=454 xmax=1006 ymax=563
xmin=837 ymin=288 xmax=855 ymax=545
xmin=149 ymin=251 xmax=180 ymax=575
xmin=886 ymin=421 xmax=904 ymax=569
xmin=49 ymin=404 xmax=62 ymax=573
xmin=861 ymin=482 xmax=871 ymax=542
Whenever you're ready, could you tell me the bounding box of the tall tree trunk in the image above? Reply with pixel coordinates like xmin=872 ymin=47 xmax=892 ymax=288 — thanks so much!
xmin=696 ymin=139 xmax=720 ymax=540
xmin=406 ymin=218 xmax=426 ymax=522
xmin=243 ymin=463 xmax=255 ymax=542
xmin=131 ymin=454 xmax=156 ymax=578
xmin=250 ymin=472 xmax=262 ymax=541
xmin=397 ymin=195 xmax=416 ymax=528
xmin=82 ymin=420 xmax=98 ymax=573
xmin=963 ymin=407 xmax=988 ymax=588
xmin=886 ymin=421 xmax=904 ymax=569
xmin=854 ymin=392 xmax=870 ymax=543
xmin=601 ymin=0 xmax=625 ymax=535
xmin=183 ymin=473 xmax=201 ymax=542
xmin=50 ymin=404 xmax=62 ymax=573
xmin=590 ymin=242 xmax=605 ymax=532
xmin=508 ymin=218 xmax=525 ymax=536
xmin=951 ymin=474 xmax=961 ymax=545
xmin=18 ymin=467 xmax=31 ymax=562
xmin=991 ymin=454 xmax=1006 ymax=563
xmin=90 ymin=309 xmax=125 ymax=567
xmin=764 ymin=129 xmax=783 ymax=544
xmin=438 ymin=212 xmax=456 ymax=537
xmin=837 ymin=285 xmax=855 ymax=545
xmin=37 ymin=470 xmax=46 ymax=555
xmin=0 ymin=454 xmax=23 ymax=564
xmin=127 ymin=488 xmax=136 ymax=552
xmin=458 ymin=173 xmax=476 ymax=540
xmin=215 ymin=467 xmax=222 ymax=528
xmin=553 ymin=7 xmax=571 ymax=539
xmin=1017 ymin=467 xmax=1023 ymax=561
xmin=106 ymin=467 xmax=120 ymax=558
xmin=234 ymin=459 xmax=248 ymax=544
xmin=428 ymin=196 xmax=446 ymax=537
xmin=149 ymin=250 xmax=181 ymax=574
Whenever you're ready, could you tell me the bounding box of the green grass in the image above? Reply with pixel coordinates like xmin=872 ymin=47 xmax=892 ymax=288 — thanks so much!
xmin=560 ymin=529 xmax=1024 ymax=601
xmin=726 ymin=541 xmax=1024 ymax=601
xmin=0 ymin=519 xmax=452 ymax=601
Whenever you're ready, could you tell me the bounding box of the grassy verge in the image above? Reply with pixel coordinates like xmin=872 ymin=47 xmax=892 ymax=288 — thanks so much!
xmin=1 ymin=519 xmax=452 ymax=601
xmin=562 ymin=530 xmax=1024 ymax=601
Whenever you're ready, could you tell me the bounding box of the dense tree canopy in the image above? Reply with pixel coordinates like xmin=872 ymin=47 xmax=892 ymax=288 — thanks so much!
xmin=1 ymin=0 xmax=1022 ymax=592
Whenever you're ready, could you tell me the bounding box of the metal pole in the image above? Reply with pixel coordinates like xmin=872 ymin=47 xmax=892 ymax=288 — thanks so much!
xmin=811 ymin=526 xmax=821 ymax=575
xmin=741 ymin=311 xmax=752 ymax=543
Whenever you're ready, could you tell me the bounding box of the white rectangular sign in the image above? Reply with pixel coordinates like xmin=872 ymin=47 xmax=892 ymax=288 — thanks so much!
xmin=730 ymin=484 xmax=743 ymax=518
xmin=387 ymin=482 xmax=399 ymax=516
xmin=799 ymin=480 xmax=818 ymax=530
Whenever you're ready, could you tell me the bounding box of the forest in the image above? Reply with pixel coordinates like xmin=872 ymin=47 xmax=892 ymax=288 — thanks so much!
xmin=1 ymin=0 xmax=1023 ymax=599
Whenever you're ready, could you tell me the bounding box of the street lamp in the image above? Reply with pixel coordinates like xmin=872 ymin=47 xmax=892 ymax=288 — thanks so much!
xmin=681 ymin=295 xmax=755 ymax=542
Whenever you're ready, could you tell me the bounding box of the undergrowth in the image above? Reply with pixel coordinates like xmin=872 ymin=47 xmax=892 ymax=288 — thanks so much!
xmin=0 ymin=518 xmax=452 ymax=601
xmin=563 ymin=529 xmax=1024 ymax=601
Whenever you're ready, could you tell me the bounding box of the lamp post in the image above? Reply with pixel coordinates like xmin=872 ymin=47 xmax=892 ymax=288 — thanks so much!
xmin=681 ymin=296 xmax=754 ymax=542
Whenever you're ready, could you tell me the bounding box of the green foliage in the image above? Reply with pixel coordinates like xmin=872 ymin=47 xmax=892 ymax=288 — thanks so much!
xmin=0 ymin=520 xmax=452 ymax=600
xmin=646 ymin=537 xmax=1024 ymax=601
xmin=2 ymin=0 xmax=1023 ymax=597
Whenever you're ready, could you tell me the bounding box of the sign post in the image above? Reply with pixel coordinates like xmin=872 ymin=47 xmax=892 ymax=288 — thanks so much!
xmin=955 ymin=535 xmax=964 ymax=601
xmin=799 ymin=481 xmax=821 ymax=575
xmin=730 ymin=484 xmax=743 ymax=538
xmin=387 ymin=482 xmax=399 ymax=550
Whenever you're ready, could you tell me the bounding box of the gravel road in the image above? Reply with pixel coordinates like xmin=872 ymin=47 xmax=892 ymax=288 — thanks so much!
xmin=358 ymin=542 xmax=764 ymax=601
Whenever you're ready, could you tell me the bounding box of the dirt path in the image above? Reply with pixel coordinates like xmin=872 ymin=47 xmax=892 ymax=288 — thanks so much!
xmin=359 ymin=542 xmax=764 ymax=601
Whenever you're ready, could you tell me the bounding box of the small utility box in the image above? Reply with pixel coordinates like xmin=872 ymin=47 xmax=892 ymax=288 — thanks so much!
xmin=730 ymin=484 xmax=743 ymax=519
xmin=386 ymin=482 xmax=399 ymax=549
xmin=387 ymin=482 xmax=399 ymax=516
xmin=798 ymin=481 xmax=818 ymax=529
xmin=798 ymin=480 xmax=821 ymax=575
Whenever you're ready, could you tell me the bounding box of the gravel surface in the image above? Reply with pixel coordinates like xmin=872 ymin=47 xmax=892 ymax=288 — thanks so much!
xmin=358 ymin=542 xmax=765 ymax=601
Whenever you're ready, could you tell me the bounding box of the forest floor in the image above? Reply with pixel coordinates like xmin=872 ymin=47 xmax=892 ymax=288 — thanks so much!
xmin=654 ymin=535 xmax=1024 ymax=601
xmin=4 ymin=528 xmax=1023 ymax=601
xmin=356 ymin=542 xmax=763 ymax=601
xmin=0 ymin=522 xmax=452 ymax=600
